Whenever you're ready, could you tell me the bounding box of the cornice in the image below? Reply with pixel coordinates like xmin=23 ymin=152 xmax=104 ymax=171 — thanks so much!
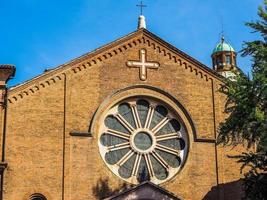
xmin=8 ymin=73 xmax=64 ymax=104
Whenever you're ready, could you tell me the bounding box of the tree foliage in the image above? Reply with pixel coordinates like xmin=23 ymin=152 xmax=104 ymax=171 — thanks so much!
xmin=217 ymin=1 xmax=267 ymax=199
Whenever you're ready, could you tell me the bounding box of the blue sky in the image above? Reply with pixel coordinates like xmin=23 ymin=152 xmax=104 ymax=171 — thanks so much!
xmin=0 ymin=0 xmax=263 ymax=86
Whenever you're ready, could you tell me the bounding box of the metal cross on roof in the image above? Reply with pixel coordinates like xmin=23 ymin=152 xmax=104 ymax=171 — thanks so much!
xmin=136 ymin=1 xmax=147 ymax=15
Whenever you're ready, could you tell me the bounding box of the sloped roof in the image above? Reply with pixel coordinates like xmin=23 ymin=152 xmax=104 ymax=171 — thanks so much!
xmin=104 ymin=181 xmax=182 ymax=200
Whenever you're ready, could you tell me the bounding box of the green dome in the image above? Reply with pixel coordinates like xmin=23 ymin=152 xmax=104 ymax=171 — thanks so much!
xmin=213 ymin=37 xmax=235 ymax=53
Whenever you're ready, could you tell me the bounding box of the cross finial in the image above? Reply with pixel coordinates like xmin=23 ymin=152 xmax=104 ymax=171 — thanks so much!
xmin=136 ymin=1 xmax=147 ymax=15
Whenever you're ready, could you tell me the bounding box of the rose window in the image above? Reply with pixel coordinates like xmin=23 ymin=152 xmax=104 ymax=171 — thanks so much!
xmin=98 ymin=97 xmax=188 ymax=184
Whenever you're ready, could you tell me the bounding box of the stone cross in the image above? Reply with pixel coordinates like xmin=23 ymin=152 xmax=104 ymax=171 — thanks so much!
xmin=127 ymin=49 xmax=160 ymax=81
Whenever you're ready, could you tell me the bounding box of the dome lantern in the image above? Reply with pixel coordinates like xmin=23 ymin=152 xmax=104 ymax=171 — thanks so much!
xmin=211 ymin=36 xmax=237 ymax=78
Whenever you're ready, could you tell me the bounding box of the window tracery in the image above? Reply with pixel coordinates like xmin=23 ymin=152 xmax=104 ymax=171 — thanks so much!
xmin=98 ymin=97 xmax=188 ymax=184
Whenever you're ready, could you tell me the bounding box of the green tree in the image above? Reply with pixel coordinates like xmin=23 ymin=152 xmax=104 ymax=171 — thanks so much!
xmin=217 ymin=1 xmax=267 ymax=199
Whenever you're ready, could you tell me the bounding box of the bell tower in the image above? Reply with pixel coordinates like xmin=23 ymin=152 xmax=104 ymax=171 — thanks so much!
xmin=211 ymin=36 xmax=237 ymax=78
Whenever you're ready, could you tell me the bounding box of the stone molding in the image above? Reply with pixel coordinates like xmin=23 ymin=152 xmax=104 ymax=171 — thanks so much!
xmin=8 ymin=29 xmax=223 ymax=104
xmin=69 ymin=131 xmax=92 ymax=137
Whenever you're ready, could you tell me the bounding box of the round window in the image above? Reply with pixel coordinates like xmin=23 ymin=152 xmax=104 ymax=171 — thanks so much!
xmin=98 ymin=97 xmax=188 ymax=184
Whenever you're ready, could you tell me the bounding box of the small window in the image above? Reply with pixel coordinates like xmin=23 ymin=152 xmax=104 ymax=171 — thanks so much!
xmin=216 ymin=57 xmax=223 ymax=66
xmin=226 ymin=55 xmax=231 ymax=64
xmin=29 ymin=193 xmax=47 ymax=200
xmin=233 ymin=57 xmax=236 ymax=65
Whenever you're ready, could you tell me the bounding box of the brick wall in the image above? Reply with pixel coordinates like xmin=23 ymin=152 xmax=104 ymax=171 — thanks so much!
xmin=2 ymin=30 xmax=244 ymax=200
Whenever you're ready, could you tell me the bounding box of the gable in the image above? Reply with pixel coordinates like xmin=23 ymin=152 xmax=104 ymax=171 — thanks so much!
xmin=7 ymin=28 xmax=222 ymax=104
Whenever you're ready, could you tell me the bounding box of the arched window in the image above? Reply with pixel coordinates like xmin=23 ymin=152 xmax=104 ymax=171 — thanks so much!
xmin=226 ymin=55 xmax=231 ymax=65
xmin=29 ymin=193 xmax=47 ymax=200
xmin=216 ymin=56 xmax=223 ymax=67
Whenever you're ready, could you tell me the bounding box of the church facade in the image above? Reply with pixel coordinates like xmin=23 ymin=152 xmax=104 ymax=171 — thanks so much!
xmin=0 ymin=17 xmax=244 ymax=200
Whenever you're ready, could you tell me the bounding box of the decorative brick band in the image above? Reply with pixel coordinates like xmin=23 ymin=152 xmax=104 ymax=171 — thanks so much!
xmin=8 ymin=75 xmax=63 ymax=103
